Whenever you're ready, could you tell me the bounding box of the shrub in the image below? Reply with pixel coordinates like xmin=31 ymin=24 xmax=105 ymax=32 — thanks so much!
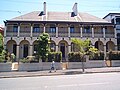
xmin=107 ymin=51 xmax=120 ymax=60
xmin=90 ymin=51 xmax=104 ymax=60
xmin=20 ymin=58 xmax=29 ymax=63
xmin=68 ymin=52 xmax=83 ymax=62
xmin=47 ymin=52 xmax=62 ymax=62
xmin=0 ymin=56 xmax=4 ymax=63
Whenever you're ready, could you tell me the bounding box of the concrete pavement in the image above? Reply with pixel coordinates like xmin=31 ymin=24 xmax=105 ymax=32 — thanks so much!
xmin=0 ymin=67 xmax=120 ymax=78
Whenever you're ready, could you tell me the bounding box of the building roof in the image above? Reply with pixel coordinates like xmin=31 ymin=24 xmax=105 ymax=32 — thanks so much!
xmin=8 ymin=11 xmax=109 ymax=23
xmin=103 ymin=13 xmax=120 ymax=19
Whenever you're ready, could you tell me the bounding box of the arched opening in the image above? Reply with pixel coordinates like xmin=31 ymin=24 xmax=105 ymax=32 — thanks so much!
xmin=6 ymin=40 xmax=17 ymax=56
xmin=33 ymin=40 xmax=38 ymax=55
xmin=106 ymin=41 xmax=115 ymax=52
xmin=58 ymin=40 xmax=68 ymax=61
xmin=19 ymin=40 xmax=30 ymax=58
xmin=50 ymin=40 xmax=56 ymax=52
xmin=95 ymin=41 xmax=104 ymax=51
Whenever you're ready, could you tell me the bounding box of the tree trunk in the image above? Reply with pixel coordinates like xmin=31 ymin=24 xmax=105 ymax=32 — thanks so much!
xmin=81 ymin=55 xmax=85 ymax=73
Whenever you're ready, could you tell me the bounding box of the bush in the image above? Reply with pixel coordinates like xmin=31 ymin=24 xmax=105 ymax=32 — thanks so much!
xmin=0 ymin=56 xmax=4 ymax=63
xmin=90 ymin=51 xmax=104 ymax=60
xmin=107 ymin=51 xmax=120 ymax=60
xmin=20 ymin=58 xmax=29 ymax=63
xmin=0 ymin=50 xmax=6 ymax=63
xmin=47 ymin=52 xmax=62 ymax=62
xmin=68 ymin=52 xmax=84 ymax=62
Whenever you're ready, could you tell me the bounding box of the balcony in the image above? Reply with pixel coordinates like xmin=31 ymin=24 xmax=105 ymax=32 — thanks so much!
xmin=70 ymin=33 xmax=80 ymax=37
xmin=82 ymin=33 xmax=92 ymax=37
xmin=6 ymin=32 xmax=17 ymax=37
xmin=58 ymin=33 xmax=68 ymax=37
xmin=94 ymin=31 xmax=103 ymax=38
xmin=105 ymin=33 xmax=114 ymax=38
xmin=19 ymin=32 xmax=30 ymax=37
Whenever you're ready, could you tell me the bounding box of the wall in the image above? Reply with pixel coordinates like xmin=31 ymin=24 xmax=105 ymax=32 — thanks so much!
xmin=111 ymin=60 xmax=120 ymax=67
xmin=67 ymin=60 xmax=105 ymax=69
xmin=18 ymin=62 xmax=62 ymax=71
xmin=0 ymin=63 xmax=12 ymax=72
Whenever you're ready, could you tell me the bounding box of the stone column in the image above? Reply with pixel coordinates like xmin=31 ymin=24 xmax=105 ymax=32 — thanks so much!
xmin=114 ymin=26 xmax=117 ymax=38
xmin=56 ymin=25 xmax=58 ymax=37
xmin=92 ymin=27 xmax=94 ymax=38
xmin=68 ymin=45 xmax=71 ymax=53
xmin=43 ymin=24 xmax=45 ymax=33
xmin=56 ymin=45 xmax=58 ymax=52
xmin=29 ymin=45 xmax=33 ymax=56
xmin=68 ymin=26 xmax=70 ymax=37
xmin=103 ymin=27 xmax=105 ymax=38
xmin=104 ymin=45 xmax=106 ymax=59
xmin=80 ymin=27 xmax=83 ymax=38
xmin=30 ymin=24 xmax=33 ymax=37
xmin=16 ymin=45 xmax=20 ymax=61
xmin=17 ymin=25 xmax=20 ymax=37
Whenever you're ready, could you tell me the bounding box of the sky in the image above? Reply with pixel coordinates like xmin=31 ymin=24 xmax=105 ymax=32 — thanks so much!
xmin=0 ymin=0 xmax=120 ymax=25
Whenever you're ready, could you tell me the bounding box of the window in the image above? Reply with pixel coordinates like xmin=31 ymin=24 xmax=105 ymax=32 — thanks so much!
xmin=70 ymin=27 xmax=74 ymax=33
xmin=13 ymin=26 xmax=18 ymax=32
xmin=105 ymin=26 xmax=109 ymax=33
xmin=33 ymin=24 xmax=40 ymax=33
xmin=116 ymin=18 xmax=120 ymax=25
xmin=84 ymin=26 xmax=90 ymax=33
xmin=49 ymin=27 xmax=56 ymax=33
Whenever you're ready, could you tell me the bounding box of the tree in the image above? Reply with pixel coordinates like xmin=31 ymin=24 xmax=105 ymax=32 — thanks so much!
xmin=37 ymin=33 xmax=50 ymax=62
xmin=0 ymin=33 xmax=3 ymax=54
xmin=71 ymin=38 xmax=98 ymax=72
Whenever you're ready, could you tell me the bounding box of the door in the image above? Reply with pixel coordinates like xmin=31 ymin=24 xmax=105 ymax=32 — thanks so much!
xmin=23 ymin=44 xmax=28 ymax=58
xmin=60 ymin=43 xmax=65 ymax=60
xmin=13 ymin=44 xmax=17 ymax=56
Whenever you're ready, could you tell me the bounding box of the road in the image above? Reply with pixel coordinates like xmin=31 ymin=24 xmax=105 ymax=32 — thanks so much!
xmin=0 ymin=72 xmax=120 ymax=90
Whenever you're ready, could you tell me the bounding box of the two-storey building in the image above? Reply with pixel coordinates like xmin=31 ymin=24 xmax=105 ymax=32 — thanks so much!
xmin=4 ymin=2 xmax=117 ymax=61
xmin=103 ymin=13 xmax=120 ymax=50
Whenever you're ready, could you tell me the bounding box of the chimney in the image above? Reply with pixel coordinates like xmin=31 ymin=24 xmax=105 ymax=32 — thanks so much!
xmin=72 ymin=3 xmax=78 ymax=16
xmin=43 ymin=2 xmax=46 ymax=15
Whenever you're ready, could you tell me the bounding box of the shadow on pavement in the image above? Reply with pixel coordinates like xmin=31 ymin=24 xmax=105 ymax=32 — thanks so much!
xmin=65 ymin=71 xmax=83 ymax=75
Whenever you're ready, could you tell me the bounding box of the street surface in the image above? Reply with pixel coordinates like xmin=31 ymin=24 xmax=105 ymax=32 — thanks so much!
xmin=0 ymin=72 xmax=120 ymax=90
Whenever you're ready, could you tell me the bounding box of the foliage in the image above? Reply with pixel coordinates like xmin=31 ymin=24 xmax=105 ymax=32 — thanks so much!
xmin=37 ymin=33 xmax=50 ymax=62
xmin=90 ymin=51 xmax=104 ymax=60
xmin=20 ymin=58 xmax=29 ymax=63
xmin=71 ymin=38 xmax=98 ymax=58
xmin=11 ymin=53 xmax=15 ymax=62
xmin=107 ymin=51 xmax=120 ymax=60
xmin=68 ymin=52 xmax=86 ymax=62
xmin=4 ymin=49 xmax=11 ymax=62
xmin=47 ymin=52 xmax=62 ymax=62
xmin=71 ymin=38 xmax=98 ymax=72
xmin=0 ymin=33 xmax=3 ymax=54
xmin=0 ymin=50 xmax=6 ymax=63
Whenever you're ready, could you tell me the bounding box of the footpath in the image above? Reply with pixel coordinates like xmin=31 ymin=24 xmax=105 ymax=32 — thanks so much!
xmin=0 ymin=67 xmax=120 ymax=78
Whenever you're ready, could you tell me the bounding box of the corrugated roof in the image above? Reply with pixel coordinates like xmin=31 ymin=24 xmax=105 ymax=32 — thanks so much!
xmin=10 ymin=11 xmax=109 ymax=23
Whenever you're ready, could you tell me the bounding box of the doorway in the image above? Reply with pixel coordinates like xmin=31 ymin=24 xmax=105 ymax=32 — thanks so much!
xmin=23 ymin=44 xmax=28 ymax=58
xmin=60 ymin=43 xmax=65 ymax=60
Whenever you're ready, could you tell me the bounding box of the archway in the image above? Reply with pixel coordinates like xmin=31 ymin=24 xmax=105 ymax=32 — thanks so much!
xmin=50 ymin=40 xmax=56 ymax=52
xmin=19 ymin=40 xmax=30 ymax=58
xmin=95 ymin=41 xmax=104 ymax=51
xmin=6 ymin=40 xmax=17 ymax=56
xmin=58 ymin=40 xmax=68 ymax=61
xmin=106 ymin=41 xmax=115 ymax=52
xmin=33 ymin=40 xmax=38 ymax=55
